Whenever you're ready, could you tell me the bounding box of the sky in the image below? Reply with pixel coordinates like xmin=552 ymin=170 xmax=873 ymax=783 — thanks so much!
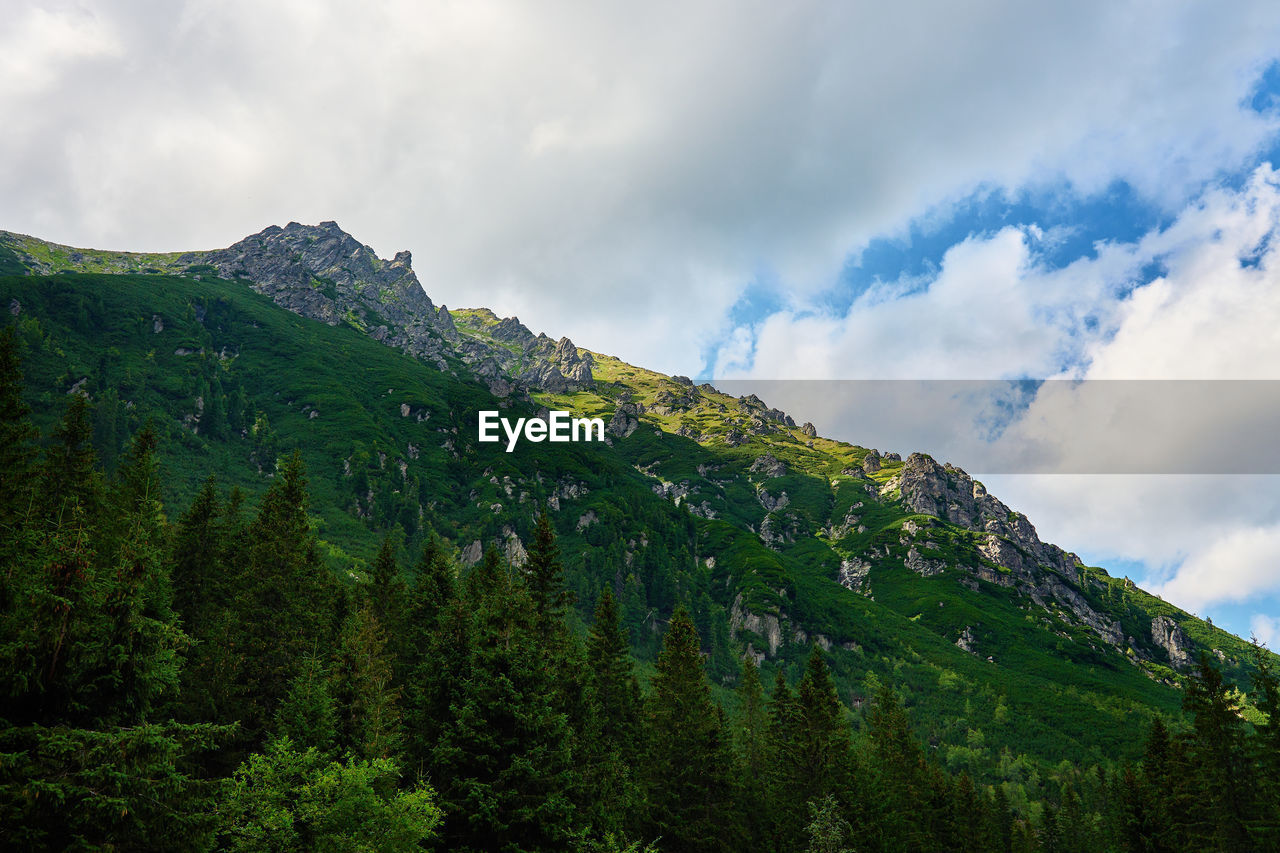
xmin=5 ymin=0 xmax=1280 ymax=643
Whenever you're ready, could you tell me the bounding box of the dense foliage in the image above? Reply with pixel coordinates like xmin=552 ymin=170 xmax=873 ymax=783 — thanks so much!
xmin=4 ymin=328 xmax=1280 ymax=851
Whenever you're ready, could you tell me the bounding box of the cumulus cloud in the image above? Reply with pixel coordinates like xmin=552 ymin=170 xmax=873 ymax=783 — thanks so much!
xmin=1151 ymin=525 xmax=1280 ymax=612
xmin=1254 ymin=614 xmax=1280 ymax=650
xmin=714 ymin=164 xmax=1280 ymax=624
xmin=4 ymin=1 xmax=1280 ymax=372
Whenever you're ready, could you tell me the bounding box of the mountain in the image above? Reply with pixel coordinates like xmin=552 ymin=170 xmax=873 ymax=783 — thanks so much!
xmin=0 ymin=221 xmax=1268 ymax=781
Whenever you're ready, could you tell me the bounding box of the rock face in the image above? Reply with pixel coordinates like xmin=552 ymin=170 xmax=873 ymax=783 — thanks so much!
xmin=876 ymin=452 xmax=1132 ymax=649
xmin=1151 ymin=615 xmax=1194 ymax=668
xmin=197 ymin=221 xmax=457 ymax=369
xmin=895 ymin=453 xmax=1080 ymax=584
xmin=729 ymin=594 xmax=783 ymax=656
xmin=607 ymin=401 xmax=644 ymax=438
xmin=749 ymin=454 xmax=787 ymax=478
xmin=838 ymin=557 xmax=872 ymax=595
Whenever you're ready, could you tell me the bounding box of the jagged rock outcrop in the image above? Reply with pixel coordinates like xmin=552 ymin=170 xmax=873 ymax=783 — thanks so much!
xmin=607 ymin=401 xmax=643 ymax=438
xmin=195 ymin=221 xmax=456 ymax=369
xmin=729 ymin=593 xmax=783 ymax=656
xmin=838 ymin=557 xmax=872 ymax=595
xmin=905 ymin=546 xmax=945 ymax=577
xmin=738 ymin=393 xmax=796 ymax=427
xmin=1151 ymin=614 xmax=1194 ymax=668
xmin=895 ymin=453 xmax=1080 ymax=585
xmin=749 ymin=454 xmax=787 ymax=478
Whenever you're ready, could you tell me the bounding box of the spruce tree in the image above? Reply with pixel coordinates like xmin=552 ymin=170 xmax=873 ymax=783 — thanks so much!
xmin=273 ymin=653 xmax=338 ymax=754
xmin=430 ymin=547 xmax=581 ymax=851
xmin=867 ymin=682 xmax=930 ymax=851
xmin=1251 ymin=641 xmax=1280 ymax=848
xmin=643 ymin=605 xmax=740 ymax=852
xmin=585 ymin=587 xmax=643 ymax=837
xmin=40 ymin=392 xmax=102 ymax=524
xmin=230 ymin=451 xmax=339 ymax=743
xmin=525 ymin=510 xmax=574 ymax=629
xmin=0 ymin=326 xmax=37 ymax=535
xmin=734 ymin=656 xmax=772 ymax=848
xmin=330 ymin=604 xmax=403 ymax=761
xmin=1181 ymin=653 xmax=1254 ymax=851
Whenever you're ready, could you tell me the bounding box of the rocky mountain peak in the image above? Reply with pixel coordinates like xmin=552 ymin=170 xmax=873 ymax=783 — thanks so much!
xmin=188 ymin=221 xmax=456 ymax=369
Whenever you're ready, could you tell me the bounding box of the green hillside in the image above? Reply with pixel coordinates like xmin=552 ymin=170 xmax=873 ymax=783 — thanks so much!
xmin=2 ymin=265 xmax=1260 ymax=762
xmin=3 ymin=227 xmax=1279 ymax=850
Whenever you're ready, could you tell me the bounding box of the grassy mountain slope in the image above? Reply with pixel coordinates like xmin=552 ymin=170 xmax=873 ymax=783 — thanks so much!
xmin=1 ymin=226 xmax=1271 ymax=796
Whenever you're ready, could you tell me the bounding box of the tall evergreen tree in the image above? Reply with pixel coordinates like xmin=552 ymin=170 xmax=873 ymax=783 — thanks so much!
xmin=330 ymin=604 xmax=403 ymax=761
xmin=1251 ymin=641 xmax=1280 ymax=849
xmin=584 ymin=587 xmax=643 ymax=837
xmin=40 ymin=392 xmax=102 ymax=524
xmin=867 ymin=682 xmax=932 ymax=852
xmin=229 ymin=451 xmax=339 ymax=743
xmin=733 ymin=656 xmax=772 ymax=848
xmin=0 ymin=326 xmax=37 ymax=537
xmin=430 ymin=547 xmax=582 ymax=851
xmin=1180 ymin=653 xmax=1254 ymax=851
xmin=643 ymin=605 xmax=740 ymax=852
xmin=273 ymin=653 xmax=338 ymax=754
xmin=525 ymin=510 xmax=575 ymax=629
xmin=368 ymin=535 xmax=408 ymax=633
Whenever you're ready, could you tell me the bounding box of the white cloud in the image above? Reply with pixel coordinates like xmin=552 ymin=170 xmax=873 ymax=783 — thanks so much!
xmin=0 ymin=5 xmax=121 ymax=99
xmin=714 ymin=165 xmax=1280 ymax=627
xmin=4 ymin=1 xmax=1280 ymax=373
xmin=1152 ymin=525 xmax=1280 ymax=612
xmin=1253 ymin=614 xmax=1280 ymax=650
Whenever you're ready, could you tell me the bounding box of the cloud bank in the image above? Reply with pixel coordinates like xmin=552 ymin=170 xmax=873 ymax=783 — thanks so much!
xmin=5 ymin=1 xmax=1280 ymax=374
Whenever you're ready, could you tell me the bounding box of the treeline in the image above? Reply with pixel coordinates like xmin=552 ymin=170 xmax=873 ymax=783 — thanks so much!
xmin=3 ymin=323 xmax=1280 ymax=852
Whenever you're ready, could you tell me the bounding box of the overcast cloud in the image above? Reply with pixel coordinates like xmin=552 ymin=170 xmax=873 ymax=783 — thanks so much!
xmin=7 ymin=0 xmax=1280 ymax=637
xmin=5 ymin=1 xmax=1280 ymax=372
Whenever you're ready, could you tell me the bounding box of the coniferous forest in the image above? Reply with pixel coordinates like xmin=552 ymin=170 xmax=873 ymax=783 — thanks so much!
xmin=4 ymin=325 xmax=1280 ymax=852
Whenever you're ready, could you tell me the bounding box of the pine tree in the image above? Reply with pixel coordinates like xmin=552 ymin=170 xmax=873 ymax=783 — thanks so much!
xmin=584 ymin=587 xmax=643 ymax=837
xmin=734 ymin=656 xmax=772 ymax=848
xmin=273 ymin=653 xmax=338 ymax=754
xmin=643 ymin=605 xmax=740 ymax=852
xmin=170 ymin=475 xmax=225 ymax=636
xmin=0 ymin=414 xmax=226 ymax=850
xmin=430 ymin=547 xmax=582 ymax=851
xmin=1181 ymin=653 xmax=1254 ymax=851
xmin=0 ymin=326 xmax=37 ymax=535
xmin=790 ymin=649 xmax=854 ymax=806
xmin=330 ymin=604 xmax=403 ymax=761
xmin=588 ymin=588 xmax=642 ymax=752
xmin=525 ymin=510 xmax=575 ymax=629
xmin=40 ymin=392 xmax=102 ymax=524
xmin=368 ymin=535 xmax=408 ymax=633
xmin=229 ymin=451 xmax=339 ymax=743
xmin=95 ymin=426 xmax=183 ymax=723
xmin=1251 ymin=641 xmax=1280 ymax=849
xmin=867 ymin=682 xmax=931 ymax=851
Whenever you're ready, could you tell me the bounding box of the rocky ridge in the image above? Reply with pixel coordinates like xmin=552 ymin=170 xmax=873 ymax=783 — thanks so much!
xmin=3 ymin=221 xmax=1234 ymax=680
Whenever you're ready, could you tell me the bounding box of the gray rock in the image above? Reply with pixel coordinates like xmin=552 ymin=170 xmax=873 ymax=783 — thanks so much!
xmin=749 ymin=453 xmax=787 ymax=478
xmin=837 ymin=557 xmax=872 ymax=595
xmin=607 ymin=401 xmax=643 ymax=438
xmin=1151 ymin=614 xmax=1194 ymax=668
